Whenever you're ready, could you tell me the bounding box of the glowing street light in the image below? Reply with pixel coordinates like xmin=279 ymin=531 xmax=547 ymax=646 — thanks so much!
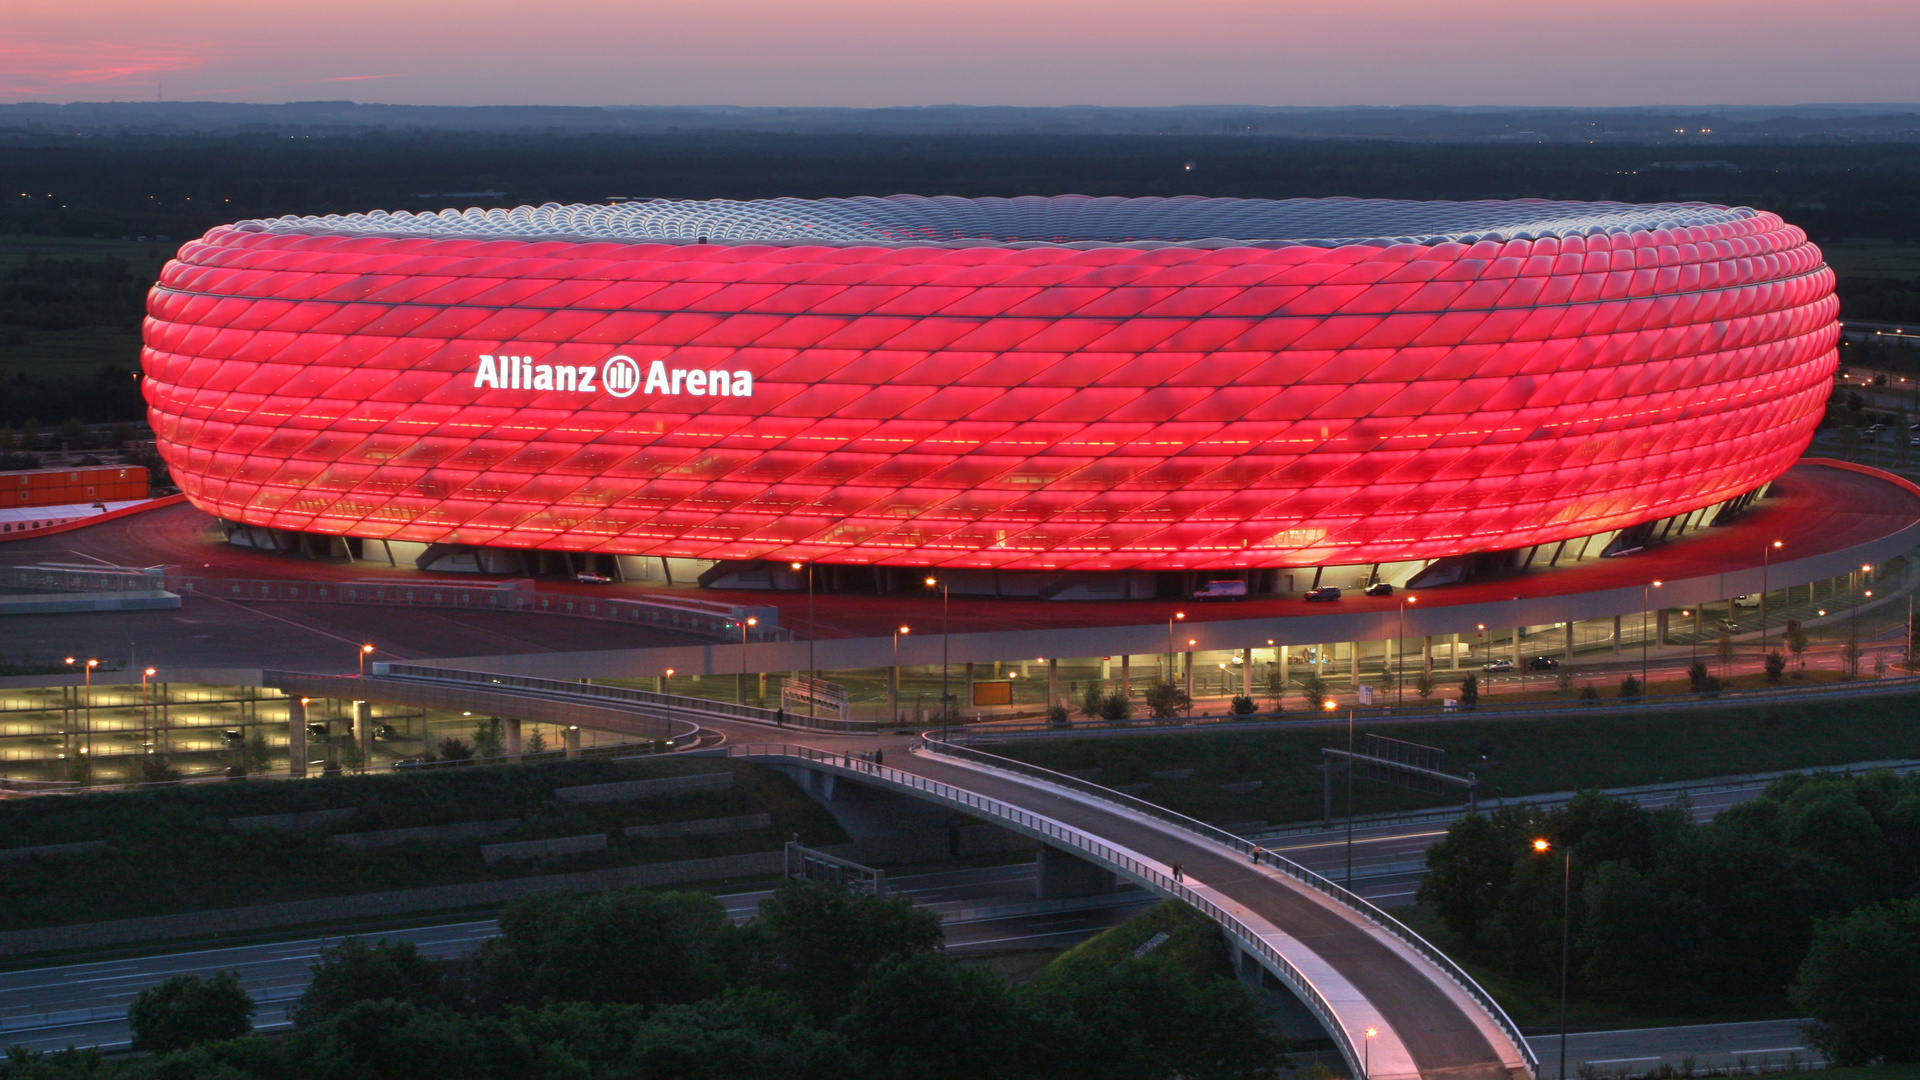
xmin=1642 ymin=581 xmax=1663 ymax=691
xmin=1534 ymin=837 xmax=1573 ymax=1080
xmin=359 ymin=643 xmax=375 ymax=677
xmin=1760 ymin=540 xmax=1783 ymax=652
xmin=926 ymin=577 xmax=952 ymax=731
xmin=791 ymin=561 xmax=815 ymax=718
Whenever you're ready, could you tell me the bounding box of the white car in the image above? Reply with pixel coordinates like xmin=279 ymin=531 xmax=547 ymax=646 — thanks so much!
xmin=575 ymin=571 xmax=612 ymax=584
xmin=1482 ymin=659 xmax=1516 ymax=673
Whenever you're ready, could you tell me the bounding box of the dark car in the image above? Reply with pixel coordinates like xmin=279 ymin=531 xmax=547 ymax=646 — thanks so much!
xmin=1304 ymin=586 xmax=1342 ymax=602
xmin=374 ymin=724 xmax=400 ymax=742
xmin=306 ymin=722 xmax=330 ymax=738
xmin=1527 ymin=656 xmax=1559 ymax=671
xmin=1363 ymin=582 xmax=1394 ymax=597
xmin=221 ymin=728 xmax=245 ymax=746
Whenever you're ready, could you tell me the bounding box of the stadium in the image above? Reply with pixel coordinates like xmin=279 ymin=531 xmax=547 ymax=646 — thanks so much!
xmin=140 ymin=195 xmax=1838 ymax=592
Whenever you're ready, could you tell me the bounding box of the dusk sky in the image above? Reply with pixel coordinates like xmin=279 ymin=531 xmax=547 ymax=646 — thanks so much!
xmin=6 ymin=0 xmax=1919 ymax=108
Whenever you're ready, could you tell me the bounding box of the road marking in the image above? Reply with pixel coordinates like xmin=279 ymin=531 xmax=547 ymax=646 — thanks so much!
xmin=1585 ymin=1057 xmax=1661 ymax=1065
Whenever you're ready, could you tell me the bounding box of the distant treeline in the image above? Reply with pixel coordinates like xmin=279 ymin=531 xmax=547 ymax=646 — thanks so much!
xmin=2 ymin=133 xmax=1918 ymax=245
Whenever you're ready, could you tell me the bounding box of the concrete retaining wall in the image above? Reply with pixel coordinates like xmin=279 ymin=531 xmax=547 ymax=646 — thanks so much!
xmin=228 ymin=807 xmax=358 ymax=831
xmin=330 ymin=819 xmax=522 ymax=849
xmin=482 ymin=833 xmax=607 ymax=864
xmin=0 ymin=840 xmax=106 ymax=862
xmin=553 ymin=772 xmax=732 ymax=803
xmin=624 ymin=813 xmax=771 ymax=840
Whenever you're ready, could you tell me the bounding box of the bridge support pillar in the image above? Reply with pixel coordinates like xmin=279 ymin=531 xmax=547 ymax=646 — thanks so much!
xmin=503 ymin=718 xmax=522 ymax=759
xmin=1120 ymin=654 xmax=1130 ymax=698
xmin=287 ymin=698 xmax=307 ymax=778
xmin=1657 ymin=608 xmax=1670 ymax=645
xmin=1236 ymin=944 xmax=1265 ymax=987
xmin=1450 ymin=633 xmax=1461 ymax=671
xmin=564 ymin=725 xmax=581 ymax=760
xmin=1564 ymin=622 xmax=1574 ymax=661
xmin=1613 ymin=615 xmax=1623 ymax=654
xmin=351 ymin=700 xmax=372 ymax=770
xmin=964 ymin=663 xmax=974 ymax=714
xmin=1242 ymin=648 xmax=1252 ymax=698
xmin=1036 ymin=847 xmax=1116 ymax=899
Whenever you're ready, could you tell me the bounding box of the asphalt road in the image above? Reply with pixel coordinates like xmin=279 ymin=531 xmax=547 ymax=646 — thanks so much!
xmin=0 ymin=863 xmax=1151 ymax=1054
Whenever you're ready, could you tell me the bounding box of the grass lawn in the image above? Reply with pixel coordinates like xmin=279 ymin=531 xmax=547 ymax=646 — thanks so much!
xmin=1766 ymin=1068 xmax=1920 ymax=1080
xmin=993 ymin=693 xmax=1920 ymax=827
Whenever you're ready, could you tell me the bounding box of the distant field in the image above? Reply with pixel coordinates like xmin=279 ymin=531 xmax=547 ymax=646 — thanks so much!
xmin=0 ymin=324 xmax=143 ymax=380
xmin=1823 ymin=238 xmax=1920 ymax=282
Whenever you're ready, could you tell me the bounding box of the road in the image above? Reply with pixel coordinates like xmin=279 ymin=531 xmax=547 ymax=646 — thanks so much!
xmin=1529 ymin=1019 xmax=1821 ymax=1077
xmin=0 ymin=863 xmax=1152 ymax=1054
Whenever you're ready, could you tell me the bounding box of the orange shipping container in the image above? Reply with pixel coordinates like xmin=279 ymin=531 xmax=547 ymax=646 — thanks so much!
xmin=3 ymin=466 xmax=149 ymax=509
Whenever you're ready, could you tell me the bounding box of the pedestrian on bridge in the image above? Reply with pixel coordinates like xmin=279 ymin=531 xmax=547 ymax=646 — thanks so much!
xmin=1172 ymin=863 xmax=1184 ymax=882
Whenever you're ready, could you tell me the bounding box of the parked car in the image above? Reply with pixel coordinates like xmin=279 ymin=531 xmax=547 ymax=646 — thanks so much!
xmin=1304 ymin=586 xmax=1342 ymax=602
xmin=1527 ymin=656 xmax=1559 ymax=671
xmin=1732 ymin=594 xmax=1760 ymax=608
xmin=306 ymin=722 xmax=330 ymax=738
xmin=1483 ymin=658 xmax=1516 ymax=672
xmin=1717 ymin=619 xmax=1741 ymax=633
xmin=1363 ymin=582 xmax=1394 ymax=597
xmin=392 ymin=757 xmax=423 ymax=770
xmin=374 ymin=724 xmax=400 ymax=741
xmin=221 ymin=728 xmax=245 ymax=746
xmin=575 ymin=571 xmax=612 ymax=584
xmin=1193 ymin=579 xmax=1248 ymax=601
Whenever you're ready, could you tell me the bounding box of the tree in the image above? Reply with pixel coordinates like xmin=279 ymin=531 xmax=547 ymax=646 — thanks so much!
xmin=1046 ymin=704 xmax=1070 ymax=727
xmin=1687 ymin=660 xmax=1711 ymax=692
xmin=1618 ymin=675 xmax=1642 ymax=700
xmin=1715 ymin=633 xmax=1735 ymax=676
xmin=293 ymin=936 xmax=446 ymax=1028
xmin=1414 ymin=670 xmax=1435 ymax=700
xmin=1299 ymin=671 xmax=1328 ymax=710
xmin=1099 ymin=692 xmax=1132 ymax=722
xmin=1556 ymin=670 xmax=1573 ymax=694
xmin=1844 ymin=635 xmax=1862 ymax=678
xmin=474 ymin=889 xmax=738 ymax=1011
xmin=525 ymin=726 xmax=547 ymax=754
xmin=1764 ymin=651 xmax=1787 ymax=683
xmin=1458 ymin=673 xmax=1478 ymax=707
xmin=1416 ymin=814 xmax=1514 ymax=944
xmin=840 ymin=951 xmax=1036 ymax=1080
xmin=436 ymin=736 xmax=473 ymax=761
xmin=1143 ymin=677 xmax=1192 ymax=720
xmin=1228 ymin=695 xmax=1257 ymax=716
xmin=128 ymin=971 xmax=255 ymax=1052
xmin=1790 ymin=897 xmax=1920 ymax=1065
xmin=247 ymin=728 xmax=272 ymax=773
xmin=1265 ymin=667 xmax=1287 ymax=710
xmin=1787 ymin=623 xmax=1809 ymax=673
xmin=1578 ymin=683 xmax=1600 ymax=704
xmin=471 ymin=717 xmax=504 ymax=759
xmin=750 ymin=880 xmax=944 ymax=1022
xmin=1079 ymin=678 xmax=1105 ymax=719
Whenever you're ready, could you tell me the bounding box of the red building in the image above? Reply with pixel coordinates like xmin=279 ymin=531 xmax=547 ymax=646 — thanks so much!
xmin=140 ymin=196 xmax=1837 ymax=574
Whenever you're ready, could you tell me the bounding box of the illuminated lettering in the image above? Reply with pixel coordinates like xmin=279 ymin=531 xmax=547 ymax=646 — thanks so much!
xmin=644 ymin=360 xmax=670 ymax=394
xmin=474 ymin=355 xmax=500 ymax=389
xmin=472 ymin=352 xmax=752 ymax=398
xmin=533 ymin=364 xmax=554 ymax=391
xmin=685 ymin=369 xmax=707 ymax=395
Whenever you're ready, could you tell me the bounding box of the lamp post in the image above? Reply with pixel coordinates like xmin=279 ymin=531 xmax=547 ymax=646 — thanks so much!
xmin=1167 ymin=610 xmax=1186 ymax=684
xmin=81 ymin=658 xmax=97 ymax=758
xmin=663 ymin=667 xmax=675 ymax=740
xmin=142 ymin=666 xmax=157 ymax=757
xmin=1642 ymin=580 xmax=1663 ymax=692
xmin=740 ymin=616 xmax=758 ymax=704
xmin=1396 ymin=595 xmax=1417 ymax=707
xmin=1325 ymin=697 xmax=1356 ymax=889
xmin=1534 ymin=838 xmax=1572 ymax=1080
xmin=791 ymin=562 xmax=815 ymax=720
xmin=1364 ymin=1027 xmax=1377 ymax=1080
xmin=359 ymin=643 xmax=374 ymax=677
xmin=1760 ymin=540 xmax=1782 ymax=652
xmin=891 ymin=625 xmax=910 ymax=723
xmin=925 ymin=577 xmax=951 ymax=730
xmin=1852 ymin=563 xmax=1873 ymax=677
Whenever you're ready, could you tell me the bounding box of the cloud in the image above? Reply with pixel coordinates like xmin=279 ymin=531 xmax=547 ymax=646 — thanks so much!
xmin=0 ymin=42 xmax=207 ymax=97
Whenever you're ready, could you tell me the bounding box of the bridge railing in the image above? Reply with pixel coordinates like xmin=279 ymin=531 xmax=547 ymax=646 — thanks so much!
xmin=724 ymin=742 xmax=1366 ymax=1080
xmin=918 ymin=733 xmax=1538 ymax=1076
xmin=375 ymin=664 xmax=874 ymax=733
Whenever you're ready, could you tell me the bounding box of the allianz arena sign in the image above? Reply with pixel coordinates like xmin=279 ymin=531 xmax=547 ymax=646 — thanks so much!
xmin=140 ymin=195 xmax=1838 ymax=572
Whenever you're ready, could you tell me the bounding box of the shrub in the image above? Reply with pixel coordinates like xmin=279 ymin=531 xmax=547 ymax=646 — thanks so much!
xmin=1143 ymin=678 xmax=1192 ymax=720
xmin=1687 ymin=661 xmax=1710 ymax=692
xmin=1046 ymin=704 xmax=1071 ymax=727
xmin=1578 ymin=683 xmax=1600 ymax=704
xmin=1790 ymin=897 xmax=1920 ymax=1065
xmin=128 ymin=971 xmax=255 ymax=1052
xmin=436 ymin=737 xmax=473 ymax=761
xmin=1764 ymin=651 xmax=1787 ymax=683
xmin=1457 ymin=674 xmax=1478 ymax=707
xmin=293 ymin=936 xmax=445 ymax=1027
xmin=1079 ymin=679 xmax=1105 ymax=719
xmin=1228 ymin=695 xmax=1257 ymax=716
xmin=1414 ymin=670 xmax=1435 ymax=700
xmin=1099 ymin=692 xmax=1132 ymax=722
xmin=1618 ymin=675 xmax=1642 ymax=700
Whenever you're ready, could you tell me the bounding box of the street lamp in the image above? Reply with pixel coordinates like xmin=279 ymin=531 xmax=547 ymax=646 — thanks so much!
xmin=1324 ymin=696 xmax=1358 ymax=889
xmin=1396 ymin=595 xmax=1417 ymax=706
xmin=1364 ymin=1027 xmax=1377 ymax=1079
xmin=891 ymin=625 xmax=910 ymax=723
xmin=740 ymin=616 xmax=758 ymax=704
xmin=1760 ymin=540 xmax=1783 ymax=652
xmin=791 ymin=562 xmax=815 ymax=720
xmin=359 ymin=643 xmax=374 ymax=677
xmin=663 ymin=667 xmax=675 ymax=740
xmin=926 ymin=577 xmax=951 ymax=730
xmin=1535 ymin=838 xmax=1572 ymax=1080
xmin=1642 ymin=580 xmax=1663 ymax=692
xmin=142 ymin=667 xmax=157 ymax=756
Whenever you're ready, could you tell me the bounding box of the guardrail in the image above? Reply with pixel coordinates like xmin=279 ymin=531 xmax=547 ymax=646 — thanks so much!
xmin=916 ymin=734 xmax=1538 ymax=1078
xmin=160 ymin=574 xmax=786 ymax=642
xmin=0 ymin=564 xmax=166 ymax=593
xmin=375 ymin=664 xmax=875 ymax=733
xmin=724 ymin=742 xmax=1371 ymax=1080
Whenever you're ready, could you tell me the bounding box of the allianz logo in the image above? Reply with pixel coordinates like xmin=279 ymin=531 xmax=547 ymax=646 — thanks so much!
xmin=472 ymin=354 xmax=755 ymax=399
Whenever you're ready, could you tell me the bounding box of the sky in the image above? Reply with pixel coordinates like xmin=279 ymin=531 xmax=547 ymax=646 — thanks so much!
xmin=5 ymin=0 xmax=1919 ymax=109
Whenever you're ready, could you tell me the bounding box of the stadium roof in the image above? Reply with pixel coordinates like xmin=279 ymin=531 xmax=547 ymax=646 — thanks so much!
xmin=241 ymin=194 xmax=1761 ymax=249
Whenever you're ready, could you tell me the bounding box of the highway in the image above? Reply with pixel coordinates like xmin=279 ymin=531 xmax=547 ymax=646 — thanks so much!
xmin=0 ymin=863 xmax=1153 ymax=1055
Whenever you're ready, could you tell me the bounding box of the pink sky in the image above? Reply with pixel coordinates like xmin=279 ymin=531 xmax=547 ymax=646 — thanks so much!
xmin=5 ymin=0 xmax=1919 ymax=107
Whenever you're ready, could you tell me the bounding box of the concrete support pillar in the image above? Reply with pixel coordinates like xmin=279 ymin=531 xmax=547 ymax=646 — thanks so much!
xmin=1423 ymin=635 xmax=1435 ymax=675
xmin=1035 ymin=847 xmax=1117 ymax=899
xmin=1242 ymin=648 xmax=1253 ymax=697
xmin=1657 ymin=609 xmax=1671 ymax=645
xmin=1183 ymin=649 xmax=1194 ymax=704
xmin=965 ymin=662 xmax=975 ymax=712
xmin=1450 ymin=633 xmax=1461 ymax=671
xmin=351 ymin=700 xmax=372 ymax=770
xmin=1349 ymin=642 xmax=1359 ymax=684
xmin=287 ymin=698 xmax=307 ymax=778
xmin=1613 ymin=615 xmax=1623 ymax=655
xmin=1512 ymin=628 xmax=1523 ymax=668
xmin=1047 ymin=657 xmax=1059 ymax=710
xmin=738 ymin=672 xmax=753 ymax=706
xmin=504 ymin=717 xmax=522 ymax=759
xmin=1279 ymin=646 xmax=1289 ymax=686
xmin=887 ymin=664 xmax=899 ymax=721
xmin=656 ymin=674 xmax=667 ymax=694
xmin=1564 ymin=622 xmax=1575 ymax=660
xmin=564 ymin=725 xmax=582 ymax=760
xmin=1120 ymin=655 xmax=1131 ymax=697
xmin=1101 ymin=656 xmax=1112 ymax=680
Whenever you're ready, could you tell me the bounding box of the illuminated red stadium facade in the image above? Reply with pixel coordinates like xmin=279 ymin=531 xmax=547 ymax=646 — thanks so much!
xmin=141 ymin=196 xmax=1837 ymax=573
